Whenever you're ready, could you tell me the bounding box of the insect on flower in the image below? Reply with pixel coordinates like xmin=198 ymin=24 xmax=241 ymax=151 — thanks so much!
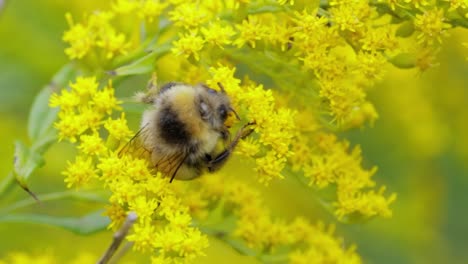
xmin=120 ymin=80 xmax=254 ymax=182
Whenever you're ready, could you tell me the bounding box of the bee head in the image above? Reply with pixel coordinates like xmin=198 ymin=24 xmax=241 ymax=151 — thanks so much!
xmin=197 ymin=84 xmax=236 ymax=133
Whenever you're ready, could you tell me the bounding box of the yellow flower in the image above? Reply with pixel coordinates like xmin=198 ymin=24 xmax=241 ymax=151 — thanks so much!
xmin=98 ymin=152 xmax=125 ymax=182
xmin=127 ymin=222 xmax=159 ymax=253
xmin=104 ymin=113 xmax=134 ymax=142
xmin=79 ymin=106 xmax=105 ymax=131
xmin=125 ymin=157 xmax=153 ymax=181
xmin=128 ymin=196 xmax=159 ymax=223
xmin=63 ymin=155 xmax=97 ymax=188
xmin=235 ymin=137 xmax=260 ymax=157
xmin=54 ymin=111 xmax=88 ymax=142
xmin=299 ymin=133 xmax=396 ymax=220
xmin=353 ymin=52 xmax=387 ymax=84
xmin=201 ymin=22 xmax=235 ymax=48
xmin=177 ymin=228 xmax=209 ymax=260
xmin=171 ymin=32 xmax=205 ymax=61
xmin=105 ymin=203 xmax=127 ymax=231
xmin=95 ymin=28 xmax=129 ymax=59
xmin=138 ymin=0 xmax=168 ymax=23
xmin=63 ymin=13 xmax=93 ymax=59
xmin=108 ymin=176 xmax=144 ymax=205
xmin=92 ymin=80 xmax=122 ymax=114
xmin=255 ymin=152 xmax=286 ymax=184
xmin=330 ymin=2 xmax=367 ymax=33
xmin=414 ymin=8 xmax=451 ymax=45
xmin=70 ymin=76 xmax=98 ymax=99
xmin=169 ymin=3 xmax=211 ymax=29
xmin=49 ymin=89 xmax=80 ymax=112
xmin=78 ymin=133 xmax=106 ymax=156
xmin=360 ymin=25 xmax=398 ymax=52
xmin=234 ymin=16 xmax=266 ymax=48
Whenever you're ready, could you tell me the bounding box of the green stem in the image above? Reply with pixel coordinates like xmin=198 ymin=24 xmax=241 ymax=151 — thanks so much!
xmin=0 ymin=171 xmax=15 ymax=198
xmin=0 ymin=190 xmax=107 ymax=214
xmin=198 ymin=223 xmax=290 ymax=263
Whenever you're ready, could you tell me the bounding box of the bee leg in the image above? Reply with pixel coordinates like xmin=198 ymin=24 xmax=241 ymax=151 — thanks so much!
xmin=207 ymin=123 xmax=254 ymax=172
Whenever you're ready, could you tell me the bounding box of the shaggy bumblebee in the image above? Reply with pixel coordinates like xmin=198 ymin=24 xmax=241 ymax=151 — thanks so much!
xmin=124 ymin=81 xmax=252 ymax=182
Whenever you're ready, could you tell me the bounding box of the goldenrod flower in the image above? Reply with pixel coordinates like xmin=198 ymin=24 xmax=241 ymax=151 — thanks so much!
xmin=201 ymin=22 xmax=235 ymax=48
xmin=414 ymin=8 xmax=451 ymax=45
xmin=104 ymin=113 xmax=133 ymax=141
xmin=138 ymin=0 xmax=168 ymax=22
xmin=63 ymin=13 xmax=93 ymax=59
xmin=49 ymin=89 xmax=80 ymax=112
xmin=169 ymin=3 xmax=211 ymax=29
xmin=105 ymin=203 xmax=127 ymax=231
xmin=78 ymin=133 xmax=106 ymax=156
xmin=171 ymin=32 xmax=205 ymax=61
xmin=63 ymin=155 xmax=97 ymax=188
xmin=54 ymin=111 xmax=88 ymax=142
xmin=128 ymin=222 xmax=159 ymax=253
xmin=234 ymin=16 xmax=266 ymax=48
xmin=43 ymin=0 xmax=448 ymax=262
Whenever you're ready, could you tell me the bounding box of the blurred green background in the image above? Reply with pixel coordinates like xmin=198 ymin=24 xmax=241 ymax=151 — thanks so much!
xmin=1 ymin=1 xmax=468 ymax=263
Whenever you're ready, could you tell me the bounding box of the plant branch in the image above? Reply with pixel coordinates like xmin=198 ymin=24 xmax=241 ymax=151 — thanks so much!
xmin=97 ymin=211 xmax=138 ymax=264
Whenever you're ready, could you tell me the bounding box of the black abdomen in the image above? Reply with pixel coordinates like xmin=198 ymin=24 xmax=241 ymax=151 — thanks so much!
xmin=158 ymin=106 xmax=191 ymax=146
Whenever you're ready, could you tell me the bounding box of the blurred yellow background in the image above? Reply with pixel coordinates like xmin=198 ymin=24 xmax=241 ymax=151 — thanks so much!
xmin=0 ymin=1 xmax=468 ymax=263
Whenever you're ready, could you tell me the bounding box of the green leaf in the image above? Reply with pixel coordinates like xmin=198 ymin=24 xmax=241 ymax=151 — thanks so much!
xmin=30 ymin=128 xmax=57 ymax=154
xmin=109 ymin=51 xmax=158 ymax=76
xmin=28 ymin=63 xmax=76 ymax=141
xmin=14 ymin=140 xmax=45 ymax=183
xmin=27 ymin=88 xmax=59 ymax=142
xmin=109 ymin=42 xmax=172 ymax=76
xmin=395 ymin=21 xmax=415 ymax=38
xmin=389 ymin=53 xmax=416 ymax=69
xmin=0 ymin=210 xmax=110 ymax=235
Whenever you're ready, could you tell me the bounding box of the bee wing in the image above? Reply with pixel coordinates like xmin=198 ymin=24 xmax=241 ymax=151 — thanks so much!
xmin=153 ymin=151 xmax=188 ymax=182
xmin=118 ymin=123 xmax=152 ymax=161
xmin=119 ymin=123 xmax=188 ymax=182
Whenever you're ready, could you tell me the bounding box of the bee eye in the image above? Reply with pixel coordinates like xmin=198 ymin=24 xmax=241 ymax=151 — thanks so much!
xmin=199 ymin=101 xmax=210 ymax=120
xmin=218 ymin=105 xmax=228 ymax=121
xmin=200 ymin=84 xmax=218 ymax=94
xmin=207 ymin=88 xmax=217 ymax=94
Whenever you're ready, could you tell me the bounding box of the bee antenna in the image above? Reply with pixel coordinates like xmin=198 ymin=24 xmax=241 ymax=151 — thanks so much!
xmin=217 ymin=82 xmax=226 ymax=93
xmin=229 ymin=107 xmax=241 ymax=120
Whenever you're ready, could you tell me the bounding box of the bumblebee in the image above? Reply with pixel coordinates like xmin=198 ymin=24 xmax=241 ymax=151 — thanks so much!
xmin=123 ymin=82 xmax=252 ymax=182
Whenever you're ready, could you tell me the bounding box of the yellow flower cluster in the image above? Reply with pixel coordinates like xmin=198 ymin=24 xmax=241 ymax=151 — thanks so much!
xmin=63 ymin=12 xmax=130 ymax=60
xmin=54 ymin=0 xmax=468 ymax=261
xmin=49 ymin=76 xmax=123 ymax=143
xmin=206 ymin=66 xmax=296 ymax=185
xmin=414 ymin=8 xmax=451 ymax=45
xmin=49 ymin=76 xmax=208 ymax=263
xmin=291 ymin=132 xmax=397 ymax=220
xmin=166 ymin=2 xmax=386 ymax=129
xmin=177 ymin=176 xmax=361 ymax=263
